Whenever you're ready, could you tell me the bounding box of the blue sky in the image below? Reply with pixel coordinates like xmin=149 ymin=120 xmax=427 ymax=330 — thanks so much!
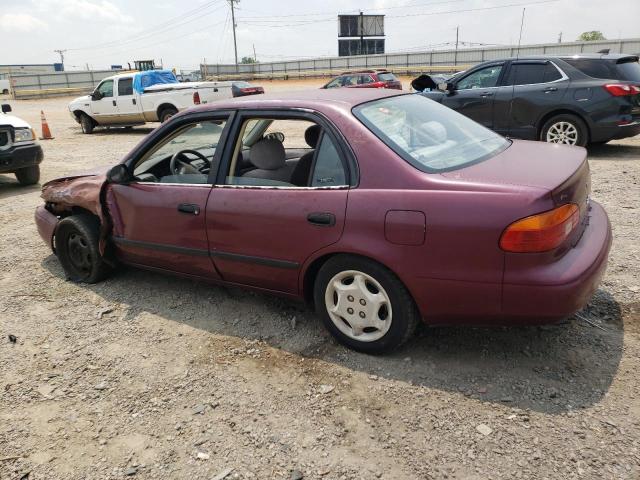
xmin=2 ymin=0 xmax=639 ymax=71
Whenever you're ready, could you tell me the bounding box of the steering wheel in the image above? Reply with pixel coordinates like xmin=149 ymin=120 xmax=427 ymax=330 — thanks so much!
xmin=169 ymin=149 xmax=210 ymax=176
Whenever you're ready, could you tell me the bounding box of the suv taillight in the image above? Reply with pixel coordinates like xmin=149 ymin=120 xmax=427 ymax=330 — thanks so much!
xmin=371 ymin=81 xmax=387 ymax=88
xmin=603 ymin=83 xmax=640 ymax=96
xmin=193 ymin=91 xmax=201 ymax=104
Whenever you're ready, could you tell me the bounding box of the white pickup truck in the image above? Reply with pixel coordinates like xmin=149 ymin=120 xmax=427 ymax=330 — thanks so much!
xmin=68 ymin=70 xmax=263 ymax=134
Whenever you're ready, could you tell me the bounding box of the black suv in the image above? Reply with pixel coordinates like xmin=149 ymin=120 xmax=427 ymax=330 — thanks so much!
xmin=419 ymin=54 xmax=640 ymax=146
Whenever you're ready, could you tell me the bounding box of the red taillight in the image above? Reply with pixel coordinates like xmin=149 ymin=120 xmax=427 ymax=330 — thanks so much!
xmin=499 ymin=204 xmax=580 ymax=253
xmin=603 ymin=83 xmax=640 ymax=96
xmin=370 ymin=81 xmax=386 ymax=88
xmin=193 ymin=91 xmax=201 ymax=105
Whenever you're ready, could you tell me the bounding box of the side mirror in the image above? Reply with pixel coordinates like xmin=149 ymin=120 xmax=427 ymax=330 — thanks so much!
xmin=106 ymin=164 xmax=131 ymax=184
xmin=437 ymin=82 xmax=454 ymax=93
xmin=1 ymin=103 xmax=11 ymax=113
xmin=90 ymin=91 xmax=102 ymax=101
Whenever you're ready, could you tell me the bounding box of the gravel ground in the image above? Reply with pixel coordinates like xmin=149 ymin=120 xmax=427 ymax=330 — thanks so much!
xmin=1 ymin=80 xmax=639 ymax=480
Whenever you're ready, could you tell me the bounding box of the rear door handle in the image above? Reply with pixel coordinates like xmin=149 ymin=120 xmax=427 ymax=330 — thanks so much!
xmin=112 ymin=100 xmax=117 ymax=106
xmin=480 ymin=92 xmax=494 ymax=98
xmin=307 ymin=212 xmax=335 ymax=227
xmin=132 ymin=98 xmax=136 ymax=105
xmin=544 ymin=87 xmax=558 ymax=93
xmin=177 ymin=203 xmax=200 ymax=215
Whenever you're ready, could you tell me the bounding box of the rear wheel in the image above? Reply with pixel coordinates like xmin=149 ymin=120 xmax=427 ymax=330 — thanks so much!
xmin=2 ymin=89 xmax=8 ymax=95
xmin=15 ymin=165 xmax=40 ymax=185
xmin=314 ymin=255 xmax=420 ymax=354
xmin=56 ymin=214 xmax=110 ymax=283
xmin=159 ymin=106 xmax=178 ymax=123
xmin=540 ymin=114 xmax=588 ymax=147
xmin=80 ymin=113 xmax=95 ymax=134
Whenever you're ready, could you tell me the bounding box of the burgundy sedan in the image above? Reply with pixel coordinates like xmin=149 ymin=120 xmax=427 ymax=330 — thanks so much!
xmin=35 ymin=89 xmax=611 ymax=353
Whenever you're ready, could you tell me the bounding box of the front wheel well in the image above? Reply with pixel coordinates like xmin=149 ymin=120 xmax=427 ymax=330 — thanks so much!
xmin=537 ymin=109 xmax=591 ymax=141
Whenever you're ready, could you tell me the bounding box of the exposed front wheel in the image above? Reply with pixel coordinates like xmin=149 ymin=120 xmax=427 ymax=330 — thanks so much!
xmin=540 ymin=114 xmax=588 ymax=147
xmin=80 ymin=113 xmax=95 ymax=134
xmin=56 ymin=214 xmax=110 ymax=283
xmin=15 ymin=165 xmax=40 ymax=185
xmin=314 ymin=255 xmax=420 ymax=354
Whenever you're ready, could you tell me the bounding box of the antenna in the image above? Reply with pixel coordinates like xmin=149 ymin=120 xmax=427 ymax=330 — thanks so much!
xmin=506 ymin=8 xmax=526 ymax=139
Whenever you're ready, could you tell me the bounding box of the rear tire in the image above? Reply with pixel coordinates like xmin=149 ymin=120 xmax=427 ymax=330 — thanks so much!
xmin=80 ymin=113 xmax=95 ymax=134
xmin=159 ymin=106 xmax=178 ymax=123
xmin=2 ymin=89 xmax=8 ymax=95
xmin=56 ymin=214 xmax=110 ymax=283
xmin=15 ymin=165 xmax=40 ymax=185
xmin=313 ymin=255 xmax=420 ymax=354
xmin=540 ymin=114 xmax=588 ymax=147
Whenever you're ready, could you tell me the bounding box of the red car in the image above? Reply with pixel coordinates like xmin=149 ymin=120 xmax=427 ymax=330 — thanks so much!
xmin=35 ymin=89 xmax=611 ymax=353
xmin=322 ymin=70 xmax=402 ymax=90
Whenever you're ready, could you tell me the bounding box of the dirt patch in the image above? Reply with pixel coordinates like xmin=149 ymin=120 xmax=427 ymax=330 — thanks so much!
xmin=1 ymin=83 xmax=639 ymax=479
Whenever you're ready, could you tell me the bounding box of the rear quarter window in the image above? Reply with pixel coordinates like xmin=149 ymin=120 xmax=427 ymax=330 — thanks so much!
xmin=563 ymin=57 xmax=640 ymax=81
xmin=377 ymin=73 xmax=397 ymax=81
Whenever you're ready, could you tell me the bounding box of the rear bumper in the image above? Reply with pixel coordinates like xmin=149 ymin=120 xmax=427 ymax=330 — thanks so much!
xmin=0 ymin=143 xmax=43 ymax=174
xmin=35 ymin=205 xmax=58 ymax=252
xmin=501 ymin=200 xmax=612 ymax=321
xmin=590 ymin=120 xmax=640 ymax=142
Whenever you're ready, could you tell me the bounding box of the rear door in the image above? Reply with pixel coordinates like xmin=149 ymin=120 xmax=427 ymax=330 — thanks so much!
xmin=206 ymin=110 xmax=352 ymax=294
xmin=443 ymin=63 xmax=504 ymax=128
xmin=115 ymin=76 xmax=143 ymax=123
xmin=492 ymin=60 xmax=569 ymax=138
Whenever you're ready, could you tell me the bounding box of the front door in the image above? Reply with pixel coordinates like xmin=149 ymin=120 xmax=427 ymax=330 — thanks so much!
xmin=108 ymin=114 xmax=231 ymax=278
xmin=91 ymin=79 xmax=119 ymax=122
xmin=114 ymin=76 xmax=142 ymax=123
xmin=206 ymin=112 xmax=352 ymax=294
xmin=443 ymin=63 xmax=505 ymax=128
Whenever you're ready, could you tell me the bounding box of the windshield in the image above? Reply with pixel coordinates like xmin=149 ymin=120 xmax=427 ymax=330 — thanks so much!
xmin=353 ymin=94 xmax=510 ymax=173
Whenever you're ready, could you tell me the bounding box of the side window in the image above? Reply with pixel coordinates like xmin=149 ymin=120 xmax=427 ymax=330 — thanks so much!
xmin=311 ymin=134 xmax=347 ymax=187
xmin=325 ymin=77 xmax=343 ymax=89
xmin=359 ymin=75 xmax=374 ymax=85
xmin=224 ymin=117 xmax=347 ymax=188
xmin=118 ymin=78 xmax=134 ymax=96
xmin=97 ymin=80 xmax=114 ymax=98
xmin=343 ymin=75 xmax=358 ymax=86
xmin=456 ymin=65 xmax=503 ymax=90
xmin=133 ymin=119 xmax=227 ymax=184
xmin=543 ymin=63 xmax=563 ymax=82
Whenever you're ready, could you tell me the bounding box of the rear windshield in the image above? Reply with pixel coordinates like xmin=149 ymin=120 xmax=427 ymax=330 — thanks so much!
xmin=353 ymin=94 xmax=510 ymax=173
xmin=377 ymin=72 xmax=397 ymax=81
xmin=233 ymin=81 xmax=251 ymax=88
xmin=563 ymin=57 xmax=640 ymax=81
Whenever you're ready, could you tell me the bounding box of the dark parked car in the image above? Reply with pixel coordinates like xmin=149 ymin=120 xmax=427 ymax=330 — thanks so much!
xmin=419 ymin=53 xmax=640 ymax=146
xmin=322 ymin=70 xmax=402 ymax=90
xmin=35 ymin=90 xmax=610 ymax=353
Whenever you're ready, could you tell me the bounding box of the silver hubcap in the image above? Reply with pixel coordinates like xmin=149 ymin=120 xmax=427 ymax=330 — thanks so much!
xmin=546 ymin=121 xmax=578 ymax=145
xmin=324 ymin=270 xmax=392 ymax=342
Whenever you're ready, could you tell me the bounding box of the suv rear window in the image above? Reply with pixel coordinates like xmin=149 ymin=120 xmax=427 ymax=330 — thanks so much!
xmin=354 ymin=95 xmax=510 ymax=173
xmin=377 ymin=72 xmax=397 ymax=82
xmin=563 ymin=57 xmax=640 ymax=81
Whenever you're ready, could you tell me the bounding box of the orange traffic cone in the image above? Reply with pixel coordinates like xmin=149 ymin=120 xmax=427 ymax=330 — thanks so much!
xmin=40 ymin=110 xmax=54 ymax=140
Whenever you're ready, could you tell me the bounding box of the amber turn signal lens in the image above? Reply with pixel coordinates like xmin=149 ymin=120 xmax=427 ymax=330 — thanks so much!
xmin=500 ymin=203 xmax=580 ymax=253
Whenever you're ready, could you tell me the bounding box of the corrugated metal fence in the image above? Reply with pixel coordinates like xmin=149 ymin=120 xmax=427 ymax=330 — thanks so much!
xmin=9 ymin=69 xmax=124 ymax=100
xmin=201 ymin=37 xmax=640 ymax=80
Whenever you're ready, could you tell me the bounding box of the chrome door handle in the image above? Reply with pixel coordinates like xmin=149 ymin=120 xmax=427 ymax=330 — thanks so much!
xmin=544 ymin=87 xmax=558 ymax=93
xmin=480 ymin=92 xmax=494 ymax=98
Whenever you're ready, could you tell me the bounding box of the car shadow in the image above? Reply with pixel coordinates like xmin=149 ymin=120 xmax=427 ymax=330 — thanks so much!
xmin=41 ymin=255 xmax=624 ymax=415
xmin=73 ymin=127 xmax=155 ymax=137
xmin=0 ymin=176 xmax=40 ymax=199
xmin=587 ymin=142 xmax=640 ymax=159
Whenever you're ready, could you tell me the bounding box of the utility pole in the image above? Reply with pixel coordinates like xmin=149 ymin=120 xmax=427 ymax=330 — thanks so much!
xmin=359 ymin=11 xmax=364 ymax=55
xmin=558 ymin=31 xmax=562 ymax=43
xmin=253 ymin=43 xmax=257 ymax=63
xmin=229 ymin=0 xmax=239 ymax=68
xmin=454 ymin=26 xmax=459 ymax=66
xmin=54 ymin=49 xmax=67 ymax=70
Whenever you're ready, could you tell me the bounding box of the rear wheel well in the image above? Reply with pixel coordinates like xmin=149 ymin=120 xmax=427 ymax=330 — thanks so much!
xmin=302 ymin=252 xmax=412 ymax=308
xmin=537 ymin=109 xmax=591 ymax=140
xmin=156 ymin=103 xmax=178 ymax=120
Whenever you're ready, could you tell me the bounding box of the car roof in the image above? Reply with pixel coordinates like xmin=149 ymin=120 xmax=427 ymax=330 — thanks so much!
xmin=190 ymin=88 xmax=406 ymax=114
xmin=480 ymin=53 xmax=638 ymax=62
xmin=340 ymin=69 xmax=390 ymax=75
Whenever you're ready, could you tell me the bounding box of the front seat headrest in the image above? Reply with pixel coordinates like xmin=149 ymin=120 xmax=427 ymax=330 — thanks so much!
xmin=249 ymin=138 xmax=286 ymax=170
xmin=305 ymin=125 xmax=321 ymax=148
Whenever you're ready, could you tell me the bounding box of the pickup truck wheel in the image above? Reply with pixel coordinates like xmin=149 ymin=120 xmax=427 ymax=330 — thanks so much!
xmin=159 ymin=107 xmax=178 ymax=123
xmin=15 ymin=165 xmax=40 ymax=185
xmin=2 ymin=89 xmax=8 ymax=95
xmin=56 ymin=214 xmax=110 ymax=283
xmin=80 ymin=113 xmax=95 ymax=134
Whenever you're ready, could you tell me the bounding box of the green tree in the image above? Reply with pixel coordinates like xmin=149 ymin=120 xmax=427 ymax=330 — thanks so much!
xmin=240 ymin=56 xmax=257 ymax=64
xmin=577 ymin=31 xmax=606 ymax=41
